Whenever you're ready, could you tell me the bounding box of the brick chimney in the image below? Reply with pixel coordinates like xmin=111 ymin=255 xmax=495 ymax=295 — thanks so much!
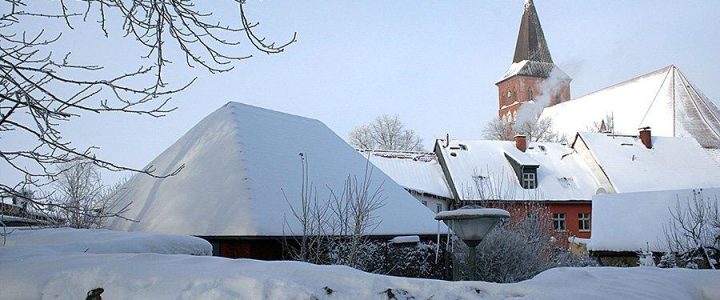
xmin=514 ymin=135 xmax=527 ymax=152
xmin=639 ymin=127 xmax=652 ymax=149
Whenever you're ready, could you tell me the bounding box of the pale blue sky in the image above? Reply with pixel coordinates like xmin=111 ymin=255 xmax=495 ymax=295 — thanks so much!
xmin=4 ymin=1 xmax=719 ymax=185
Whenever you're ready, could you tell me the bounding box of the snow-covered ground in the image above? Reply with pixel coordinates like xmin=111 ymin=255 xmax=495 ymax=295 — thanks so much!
xmin=1 ymin=228 xmax=719 ymax=299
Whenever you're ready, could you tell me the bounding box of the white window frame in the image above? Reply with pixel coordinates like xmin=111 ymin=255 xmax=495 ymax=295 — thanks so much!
xmin=552 ymin=213 xmax=566 ymax=232
xmin=578 ymin=213 xmax=591 ymax=232
xmin=522 ymin=172 xmax=536 ymax=189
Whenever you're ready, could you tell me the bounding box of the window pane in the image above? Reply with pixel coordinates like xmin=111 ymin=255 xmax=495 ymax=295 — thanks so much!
xmin=552 ymin=213 xmax=566 ymax=231
xmin=578 ymin=213 xmax=591 ymax=231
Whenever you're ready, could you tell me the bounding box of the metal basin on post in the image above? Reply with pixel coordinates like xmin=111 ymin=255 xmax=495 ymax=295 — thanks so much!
xmin=435 ymin=205 xmax=510 ymax=280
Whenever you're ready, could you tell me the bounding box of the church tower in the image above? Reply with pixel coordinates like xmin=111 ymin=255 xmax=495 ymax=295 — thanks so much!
xmin=496 ymin=0 xmax=571 ymax=119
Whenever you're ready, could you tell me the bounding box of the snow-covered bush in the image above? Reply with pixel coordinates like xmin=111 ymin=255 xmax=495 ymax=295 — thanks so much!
xmin=658 ymin=252 xmax=678 ymax=268
xmin=381 ymin=240 xmax=448 ymax=278
xmin=677 ymin=247 xmax=719 ymax=269
xmin=288 ymin=238 xmax=448 ymax=279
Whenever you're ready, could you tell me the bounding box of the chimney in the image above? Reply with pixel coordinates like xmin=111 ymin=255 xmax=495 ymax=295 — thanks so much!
xmin=639 ymin=127 xmax=652 ymax=149
xmin=444 ymin=133 xmax=450 ymax=147
xmin=514 ymin=135 xmax=527 ymax=152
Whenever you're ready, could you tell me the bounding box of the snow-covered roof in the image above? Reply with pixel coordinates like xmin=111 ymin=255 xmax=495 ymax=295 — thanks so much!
xmin=436 ymin=140 xmax=600 ymax=201
xmin=362 ymin=150 xmax=452 ymax=199
xmin=574 ymin=132 xmax=720 ymax=193
xmin=541 ymin=65 xmax=720 ymax=150
xmin=435 ymin=208 xmax=510 ymax=220
xmin=108 ymin=102 xmax=442 ymax=236
xmin=588 ymin=188 xmax=720 ymax=252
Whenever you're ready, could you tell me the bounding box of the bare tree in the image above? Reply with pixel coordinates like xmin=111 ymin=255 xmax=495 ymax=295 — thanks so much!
xmin=283 ymin=153 xmax=387 ymax=270
xmin=48 ymin=159 xmax=130 ymax=228
xmin=481 ymin=117 xmax=515 ymax=141
xmin=663 ymin=190 xmax=719 ymax=269
xmin=349 ymin=114 xmax=424 ymax=151
xmin=482 ymin=117 xmax=564 ymax=143
xmin=586 ymin=113 xmax=615 ymax=133
xmin=1 ymin=1 xmax=295 ymax=214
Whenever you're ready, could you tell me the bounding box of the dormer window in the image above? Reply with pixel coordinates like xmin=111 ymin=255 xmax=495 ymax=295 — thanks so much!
xmin=522 ymin=172 xmax=536 ymax=189
xmin=503 ymin=153 xmax=539 ymax=190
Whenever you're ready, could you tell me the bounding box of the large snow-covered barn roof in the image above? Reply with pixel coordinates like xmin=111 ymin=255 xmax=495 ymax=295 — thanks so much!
xmin=436 ymin=139 xmax=599 ymax=201
xmin=108 ymin=102 xmax=442 ymax=236
xmin=573 ymin=132 xmax=720 ymax=193
xmin=362 ymin=150 xmax=452 ymax=199
xmin=541 ymin=66 xmax=720 ymax=151
xmin=588 ymin=188 xmax=720 ymax=252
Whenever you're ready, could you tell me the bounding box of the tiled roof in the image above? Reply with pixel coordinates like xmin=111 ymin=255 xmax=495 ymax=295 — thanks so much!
xmin=513 ymin=0 xmax=553 ymax=64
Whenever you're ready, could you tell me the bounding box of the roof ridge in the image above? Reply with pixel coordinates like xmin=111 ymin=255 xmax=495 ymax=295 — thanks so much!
xmin=674 ymin=69 xmax=720 ymax=141
xmin=567 ymin=65 xmax=673 ymax=101
xmin=358 ymin=149 xmax=435 ymax=155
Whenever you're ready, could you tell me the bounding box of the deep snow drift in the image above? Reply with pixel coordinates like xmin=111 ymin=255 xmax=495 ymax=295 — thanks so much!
xmin=1 ymin=228 xmax=719 ymax=299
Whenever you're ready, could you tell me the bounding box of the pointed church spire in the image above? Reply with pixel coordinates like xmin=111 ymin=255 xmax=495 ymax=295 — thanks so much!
xmin=513 ymin=0 xmax=553 ymax=64
xmin=495 ymin=0 xmax=571 ymax=119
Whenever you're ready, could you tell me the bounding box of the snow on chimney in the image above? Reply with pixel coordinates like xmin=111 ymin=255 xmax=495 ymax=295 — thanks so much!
xmin=639 ymin=127 xmax=652 ymax=149
xmin=514 ymin=135 xmax=527 ymax=152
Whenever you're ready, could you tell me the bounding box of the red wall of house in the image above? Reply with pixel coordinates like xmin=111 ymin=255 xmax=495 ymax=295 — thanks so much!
xmin=546 ymin=202 xmax=592 ymax=239
xmin=476 ymin=201 xmax=592 ymax=240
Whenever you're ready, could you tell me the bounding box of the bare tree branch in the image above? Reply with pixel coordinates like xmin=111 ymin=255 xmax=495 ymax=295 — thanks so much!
xmin=1 ymin=0 xmax=294 ymax=226
xmin=349 ymin=114 xmax=424 ymax=151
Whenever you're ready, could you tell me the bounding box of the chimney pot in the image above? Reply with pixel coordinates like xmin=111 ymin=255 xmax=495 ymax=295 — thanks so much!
xmin=514 ymin=135 xmax=527 ymax=152
xmin=639 ymin=127 xmax=652 ymax=149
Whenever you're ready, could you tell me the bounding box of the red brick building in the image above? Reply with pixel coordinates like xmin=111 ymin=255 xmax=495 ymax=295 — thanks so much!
xmin=432 ymin=136 xmax=596 ymax=240
xmin=496 ymin=0 xmax=571 ymax=119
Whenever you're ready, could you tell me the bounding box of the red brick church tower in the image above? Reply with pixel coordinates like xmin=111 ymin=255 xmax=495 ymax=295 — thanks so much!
xmin=496 ymin=0 xmax=571 ymax=119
